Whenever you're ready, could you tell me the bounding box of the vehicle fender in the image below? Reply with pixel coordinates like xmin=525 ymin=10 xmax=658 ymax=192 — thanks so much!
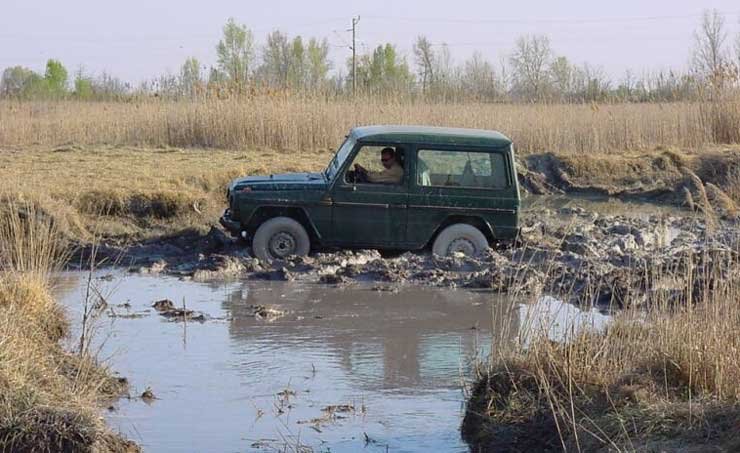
xmin=428 ymin=215 xmax=496 ymax=247
xmin=245 ymin=206 xmax=322 ymax=242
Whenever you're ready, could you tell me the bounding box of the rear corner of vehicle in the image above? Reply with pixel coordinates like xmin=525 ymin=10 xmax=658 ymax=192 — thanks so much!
xmin=492 ymin=142 xmax=521 ymax=241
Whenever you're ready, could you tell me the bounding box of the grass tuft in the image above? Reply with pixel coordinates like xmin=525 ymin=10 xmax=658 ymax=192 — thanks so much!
xmin=464 ymin=243 xmax=740 ymax=451
xmin=0 ymin=200 xmax=137 ymax=452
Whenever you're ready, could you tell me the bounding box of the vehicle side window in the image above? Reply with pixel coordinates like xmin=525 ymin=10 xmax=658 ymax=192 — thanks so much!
xmin=417 ymin=149 xmax=508 ymax=189
xmin=344 ymin=145 xmax=405 ymax=185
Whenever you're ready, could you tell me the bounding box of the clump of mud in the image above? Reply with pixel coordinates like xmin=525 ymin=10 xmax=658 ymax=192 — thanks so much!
xmin=111 ymin=206 xmax=738 ymax=311
xmin=151 ymin=299 xmax=208 ymax=322
xmin=248 ymin=305 xmax=288 ymax=321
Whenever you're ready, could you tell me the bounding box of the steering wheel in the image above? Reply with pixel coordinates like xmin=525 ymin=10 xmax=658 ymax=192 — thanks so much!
xmin=354 ymin=165 xmax=369 ymax=183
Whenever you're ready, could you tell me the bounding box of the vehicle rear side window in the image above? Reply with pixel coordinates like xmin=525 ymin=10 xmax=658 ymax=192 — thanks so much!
xmin=416 ymin=149 xmax=508 ymax=189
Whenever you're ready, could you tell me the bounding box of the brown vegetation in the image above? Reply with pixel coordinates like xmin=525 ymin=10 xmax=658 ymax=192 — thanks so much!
xmin=1 ymin=96 xmax=739 ymax=153
xmin=0 ymin=145 xmax=328 ymax=241
xmin=1 ymin=96 xmax=739 ymax=244
xmin=463 ymin=248 xmax=740 ymax=452
xmin=0 ymin=202 xmax=137 ymax=452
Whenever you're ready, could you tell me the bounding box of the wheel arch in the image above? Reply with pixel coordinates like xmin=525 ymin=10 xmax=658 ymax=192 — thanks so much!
xmin=426 ymin=215 xmax=495 ymax=248
xmin=245 ymin=206 xmax=321 ymax=244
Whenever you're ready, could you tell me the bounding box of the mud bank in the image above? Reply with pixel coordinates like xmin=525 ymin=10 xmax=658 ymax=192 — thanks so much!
xmin=462 ymin=366 xmax=740 ymax=453
xmin=518 ymin=149 xmax=740 ymax=213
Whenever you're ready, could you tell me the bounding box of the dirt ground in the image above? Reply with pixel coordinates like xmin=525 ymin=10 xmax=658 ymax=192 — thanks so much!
xmin=2 ymin=144 xmax=739 ymax=244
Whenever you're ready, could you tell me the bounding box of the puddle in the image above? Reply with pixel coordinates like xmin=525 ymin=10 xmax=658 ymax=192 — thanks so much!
xmin=54 ymin=271 xmax=608 ymax=452
xmin=523 ymin=194 xmax=687 ymax=219
xmin=518 ymin=296 xmax=610 ymax=346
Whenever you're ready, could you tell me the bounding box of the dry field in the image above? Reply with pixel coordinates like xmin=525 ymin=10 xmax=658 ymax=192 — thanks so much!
xmin=1 ymin=96 xmax=739 ymax=154
xmin=1 ymin=96 xmax=739 ymax=242
xmin=0 ymin=144 xmax=331 ymax=241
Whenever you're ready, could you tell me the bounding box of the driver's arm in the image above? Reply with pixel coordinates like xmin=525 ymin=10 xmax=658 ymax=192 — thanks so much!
xmin=367 ymin=165 xmax=403 ymax=184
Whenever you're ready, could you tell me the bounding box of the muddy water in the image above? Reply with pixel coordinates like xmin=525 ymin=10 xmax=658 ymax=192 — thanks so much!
xmin=522 ymin=193 xmax=686 ymax=218
xmin=54 ymin=272 xmax=606 ymax=452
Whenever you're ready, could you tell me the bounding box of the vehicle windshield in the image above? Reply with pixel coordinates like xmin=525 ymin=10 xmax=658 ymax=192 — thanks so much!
xmin=324 ymin=136 xmax=355 ymax=181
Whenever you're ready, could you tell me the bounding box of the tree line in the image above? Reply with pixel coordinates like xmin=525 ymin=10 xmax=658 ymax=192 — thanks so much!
xmin=2 ymin=10 xmax=739 ymax=103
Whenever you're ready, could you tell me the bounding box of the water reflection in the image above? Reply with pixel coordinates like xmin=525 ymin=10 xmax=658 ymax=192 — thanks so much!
xmin=54 ymin=272 xmax=605 ymax=452
xmin=223 ymin=284 xmax=518 ymax=392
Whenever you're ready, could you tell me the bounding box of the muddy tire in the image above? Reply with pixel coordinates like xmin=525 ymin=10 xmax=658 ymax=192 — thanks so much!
xmin=252 ymin=217 xmax=310 ymax=262
xmin=432 ymin=223 xmax=489 ymax=257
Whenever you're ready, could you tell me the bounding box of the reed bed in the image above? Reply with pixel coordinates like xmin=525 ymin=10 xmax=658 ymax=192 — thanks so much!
xmin=1 ymin=96 xmax=739 ymax=153
xmin=466 ymin=240 xmax=740 ymax=451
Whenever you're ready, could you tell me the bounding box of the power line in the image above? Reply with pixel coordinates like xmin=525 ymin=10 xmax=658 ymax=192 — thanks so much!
xmin=361 ymin=11 xmax=740 ymax=25
xmin=0 ymin=18 xmax=350 ymax=42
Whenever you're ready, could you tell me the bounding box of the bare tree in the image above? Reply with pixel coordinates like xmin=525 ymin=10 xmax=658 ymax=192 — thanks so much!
xmin=692 ymin=9 xmax=728 ymax=87
xmin=433 ymin=43 xmax=453 ymax=95
xmin=509 ymin=34 xmax=553 ymax=101
xmin=413 ymin=36 xmax=435 ymax=93
xmin=461 ymin=52 xmax=500 ymax=100
xmin=549 ymin=56 xmax=574 ymax=101
xmin=735 ymin=31 xmax=740 ymax=77
xmin=576 ymin=63 xmax=611 ymax=101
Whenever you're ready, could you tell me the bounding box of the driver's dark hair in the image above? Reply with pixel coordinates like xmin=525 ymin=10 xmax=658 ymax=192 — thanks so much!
xmin=381 ymin=147 xmax=395 ymax=158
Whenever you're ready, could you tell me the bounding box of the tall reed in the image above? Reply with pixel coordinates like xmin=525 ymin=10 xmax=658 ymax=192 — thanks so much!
xmin=1 ymin=95 xmax=739 ymax=153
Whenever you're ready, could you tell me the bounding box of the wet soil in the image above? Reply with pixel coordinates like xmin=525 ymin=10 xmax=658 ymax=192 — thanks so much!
xmin=73 ymin=196 xmax=739 ymax=313
xmin=518 ymin=149 xmax=740 ymax=208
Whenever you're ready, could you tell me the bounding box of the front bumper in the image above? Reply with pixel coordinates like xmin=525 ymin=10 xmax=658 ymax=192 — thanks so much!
xmin=219 ymin=209 xmax=241 ymax=236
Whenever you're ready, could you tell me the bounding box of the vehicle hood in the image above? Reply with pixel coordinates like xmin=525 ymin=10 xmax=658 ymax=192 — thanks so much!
xmin=230 ymin=172 xmax=327 ymax=191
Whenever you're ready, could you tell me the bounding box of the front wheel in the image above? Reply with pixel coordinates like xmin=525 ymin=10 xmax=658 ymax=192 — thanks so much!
xmin=252 ymin=217 xmax=310 ymax=262
xmin=432 ymin=223 xmax=489 ymax=257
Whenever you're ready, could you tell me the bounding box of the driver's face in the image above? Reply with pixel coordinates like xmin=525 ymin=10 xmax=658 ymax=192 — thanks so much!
xmin=380 ymin=153 xmax=394 ymax=169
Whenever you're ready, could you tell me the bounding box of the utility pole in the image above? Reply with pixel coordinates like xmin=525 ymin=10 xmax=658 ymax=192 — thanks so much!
xmin=349 ymin=16 xmax=360 ymax=96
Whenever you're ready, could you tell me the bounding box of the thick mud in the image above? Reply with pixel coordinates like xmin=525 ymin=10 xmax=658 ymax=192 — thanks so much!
xmin=76 ymin=196 xmax=739 ymax=312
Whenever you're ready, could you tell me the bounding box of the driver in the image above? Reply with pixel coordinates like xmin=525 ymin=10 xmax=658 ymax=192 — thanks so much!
xmin=355 ymin=147 xmax=403 ymax=184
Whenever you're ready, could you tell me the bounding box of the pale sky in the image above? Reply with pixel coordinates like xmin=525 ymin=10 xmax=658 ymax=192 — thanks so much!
xmin=2 ymin=0 xmax=739 ymax=84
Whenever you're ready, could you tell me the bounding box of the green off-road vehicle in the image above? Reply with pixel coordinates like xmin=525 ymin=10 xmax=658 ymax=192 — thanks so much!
xmin=220 ymin=125 xmax=520 ymax=262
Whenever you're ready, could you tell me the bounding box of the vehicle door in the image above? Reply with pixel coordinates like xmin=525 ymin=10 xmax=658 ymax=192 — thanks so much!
xmin=329 ymin=144 xmax=409 ymax=247
xmin=407 ymin=146 xmax=515 ymax=246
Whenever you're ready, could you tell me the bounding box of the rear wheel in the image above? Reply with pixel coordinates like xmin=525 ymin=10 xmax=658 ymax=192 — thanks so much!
xmin=432 ymin=223 xmax=489 ymax=257
xmin=252 ymin=217 xmax=310 ymax=262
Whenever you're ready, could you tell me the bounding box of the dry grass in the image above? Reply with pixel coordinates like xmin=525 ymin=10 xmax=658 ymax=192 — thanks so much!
xmin=0 ymin=202 xmax=137 ymax=452
xmin=465 ymin=248 xmax=740 ymax=452
xmin=0 ymin=95 xmax=738 ymax=242
xmin=1 ymin=95 xmax=739 ymax=154
xmin=0 ymin=145 xmax=329 ymax=241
